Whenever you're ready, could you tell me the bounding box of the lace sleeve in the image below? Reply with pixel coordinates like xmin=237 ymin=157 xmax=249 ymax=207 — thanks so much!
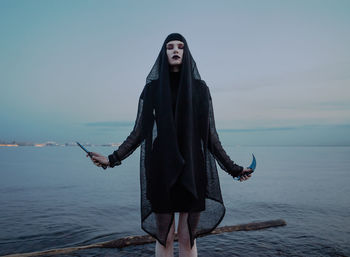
xmin=108 ymin=96 xmax=144 ymax=168
xmin=207 ymin=91 xmax=244 ymax=178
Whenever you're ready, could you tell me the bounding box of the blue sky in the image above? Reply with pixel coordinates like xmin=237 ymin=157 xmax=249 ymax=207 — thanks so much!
xmin=1 ymin=0 xmax=349 ymax=145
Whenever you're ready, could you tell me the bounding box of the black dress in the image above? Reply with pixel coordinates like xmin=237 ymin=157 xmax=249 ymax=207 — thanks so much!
xmin=108 ymin=79 xmax=244 ymax=248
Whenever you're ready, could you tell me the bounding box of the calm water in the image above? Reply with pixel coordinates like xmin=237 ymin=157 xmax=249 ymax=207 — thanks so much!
xmin=0 ymin=146 xmax=349 ymax=256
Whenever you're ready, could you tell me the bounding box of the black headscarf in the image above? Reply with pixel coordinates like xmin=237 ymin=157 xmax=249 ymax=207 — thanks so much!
xmin=141 ymin=33 xmax=207 ymax=210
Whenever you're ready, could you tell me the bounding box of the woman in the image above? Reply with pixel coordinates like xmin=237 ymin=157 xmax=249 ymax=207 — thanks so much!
xmin=88 ymin=33 xmax=252 ymax=257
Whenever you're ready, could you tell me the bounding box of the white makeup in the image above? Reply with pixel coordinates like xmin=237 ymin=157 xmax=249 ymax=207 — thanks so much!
xmin=166 ymin=40 xmax=184 ymax=68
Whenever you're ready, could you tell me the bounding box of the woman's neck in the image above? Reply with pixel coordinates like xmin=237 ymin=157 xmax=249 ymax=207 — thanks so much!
xmin=170 ymin=65 xmax=181 ymax=72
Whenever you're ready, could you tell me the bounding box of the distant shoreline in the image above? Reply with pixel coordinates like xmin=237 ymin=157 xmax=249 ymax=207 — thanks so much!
xmin=0 ymin=142 xmax=120 ymax=147
xmin=0 ymin=142 xmax=349 ymax=147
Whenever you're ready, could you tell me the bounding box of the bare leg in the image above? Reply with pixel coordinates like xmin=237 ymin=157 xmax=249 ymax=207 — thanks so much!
xmin=155 ymin=213 xmax=175 ymax=257
xmin=178 ymin=212 xmax=198 ymax=257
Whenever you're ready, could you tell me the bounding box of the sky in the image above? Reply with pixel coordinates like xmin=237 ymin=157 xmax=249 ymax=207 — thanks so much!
xmin=1 ymin=0 xmax=349 ymax=145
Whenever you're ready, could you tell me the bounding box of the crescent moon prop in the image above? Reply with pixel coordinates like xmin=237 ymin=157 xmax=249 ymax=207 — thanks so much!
xmin=248 ymin=153 xmax=256 ymax=170
xmin=233 ymin=153 xmax=256 ymax=181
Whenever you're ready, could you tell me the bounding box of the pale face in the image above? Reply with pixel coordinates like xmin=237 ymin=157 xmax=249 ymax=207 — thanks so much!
xmin=166 ymin=40 xmax=184 ymax=67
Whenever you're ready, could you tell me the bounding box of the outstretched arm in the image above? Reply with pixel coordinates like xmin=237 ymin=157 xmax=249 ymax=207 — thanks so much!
xmin=108 ymin=96 xmax=145 ymax=168
xmin=207 ymin=90 xmax=244 ymax=178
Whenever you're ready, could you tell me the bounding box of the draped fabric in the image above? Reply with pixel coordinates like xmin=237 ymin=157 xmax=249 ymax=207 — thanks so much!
xmin=108 ymin=33 xmax=244 ymax=248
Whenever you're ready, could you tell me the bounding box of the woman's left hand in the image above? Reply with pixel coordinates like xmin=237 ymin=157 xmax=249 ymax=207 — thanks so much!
xmin=238 ymin=168 xmax=253 ymax=182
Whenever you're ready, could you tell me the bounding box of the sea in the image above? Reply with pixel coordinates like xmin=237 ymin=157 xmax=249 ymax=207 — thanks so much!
xmin=0 ymin=145 xmax=349 ymax=256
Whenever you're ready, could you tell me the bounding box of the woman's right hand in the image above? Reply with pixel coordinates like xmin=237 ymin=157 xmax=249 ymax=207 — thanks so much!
xmin=87 ymin=152 xmax=110 ymax=168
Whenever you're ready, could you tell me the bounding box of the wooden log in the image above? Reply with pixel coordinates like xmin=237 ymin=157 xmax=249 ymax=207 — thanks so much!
xmin=0 ymin=243 xmax=103 ymax=257
xmin=1 ymin=219 xmax=286 ymax=257
xmin=102 ymin=219 xmax=287 ymax=248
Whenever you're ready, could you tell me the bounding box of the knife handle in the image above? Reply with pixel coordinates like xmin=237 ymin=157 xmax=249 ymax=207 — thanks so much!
xmin=88 ymin=152 xmax=108 ymax=170
xmin=234 ymin=168 xmax=254 ymax=181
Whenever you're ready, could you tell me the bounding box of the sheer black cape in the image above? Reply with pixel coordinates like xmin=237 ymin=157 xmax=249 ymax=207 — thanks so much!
xmin=108 ymin=33 xmax=244 ymax=248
